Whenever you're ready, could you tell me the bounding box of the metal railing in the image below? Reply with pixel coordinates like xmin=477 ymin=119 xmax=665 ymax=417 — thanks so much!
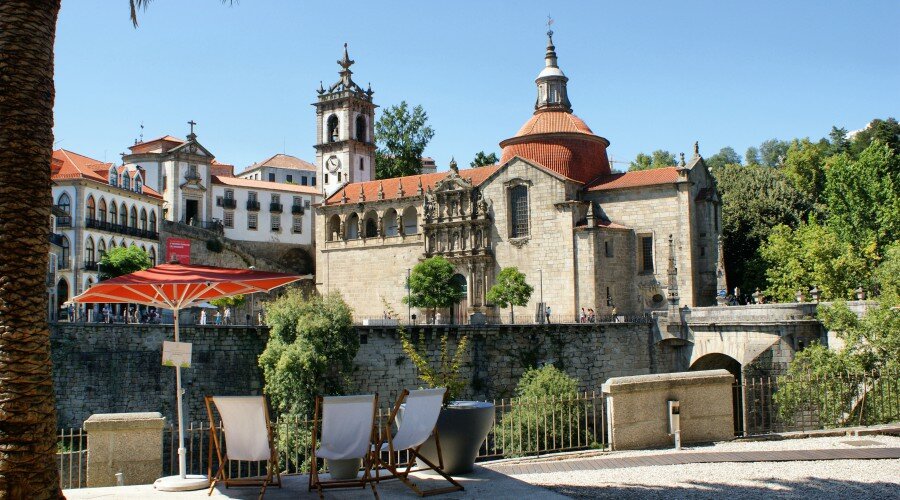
xmin=735 ymin=370 xmax=900 ymax=436
xmin=269 ymin=202 xmax=283 ymax=213
xmin=57 ymin=427 xmax=87 ymax=490
xmin=291 ymin=205 xmax=305 ymax=215
xmin=246 ymin=200 xmax=260 ymax=211
xmin=84 ymin=218 xmax=159 ymax=240
xmin=354 ymin=313 xmax=653 ymax=327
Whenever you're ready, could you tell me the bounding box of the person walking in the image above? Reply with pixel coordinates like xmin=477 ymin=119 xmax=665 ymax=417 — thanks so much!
xmin=200 ymin=309 xmax=207 ymax=325
xmin=214 ymin=310 xmax=222 ymax=326
xmin=545 ymin=305 xmax=551 ymax=324
xmin=580 ymin=307 xmax=587 ymax=324
xmin=588 ymin=308 xmax=596 ymax=323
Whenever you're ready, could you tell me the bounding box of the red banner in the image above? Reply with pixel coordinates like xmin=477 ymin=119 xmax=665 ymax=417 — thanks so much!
xmin=166 ymin=238 xmax=191 ymax=264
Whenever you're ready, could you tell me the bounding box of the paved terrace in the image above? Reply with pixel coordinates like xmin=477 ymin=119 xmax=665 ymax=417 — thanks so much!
xmin=65 ymin=435 xmax=900 ymax=499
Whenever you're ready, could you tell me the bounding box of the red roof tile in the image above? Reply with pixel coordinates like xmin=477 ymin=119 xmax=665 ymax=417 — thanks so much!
xmin=51 ymin=149 xmax=109 ymax=182
xmin=240 ymin=153 xmax=316 ymax=174
xmin=212 ymin=175 xmax=320 ymax=195
xmin=586 ymin=167 xmax=682 ymax=191
xmin=513 ymin=111 xmax=595 ymax=137
xmin=128 ymin=135 xmax=184 ymax=154
xmin=501 ymin=137 xmax=610 ymax=184
xmin=324 ymin=165 xmax=502 ymax=205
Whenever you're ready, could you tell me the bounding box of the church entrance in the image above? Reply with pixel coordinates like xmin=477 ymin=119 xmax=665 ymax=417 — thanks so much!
xmin=184 ymin=199 xmax=199 ymax=224
xmin=450 ymin=273 xmax=467 ymax=325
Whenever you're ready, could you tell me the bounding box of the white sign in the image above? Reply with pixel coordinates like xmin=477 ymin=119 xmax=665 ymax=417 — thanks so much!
xmin=162 ymin=341 xmax=192 ymax=368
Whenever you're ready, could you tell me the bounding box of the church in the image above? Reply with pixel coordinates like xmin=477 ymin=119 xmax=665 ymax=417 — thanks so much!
xmin=315 ymin=32 xmax=723 ymax=323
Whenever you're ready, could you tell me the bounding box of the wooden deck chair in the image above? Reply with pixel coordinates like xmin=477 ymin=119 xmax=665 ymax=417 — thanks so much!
xmin=309 ymin=394 xmax=380 ymax=499
xmin=372 ymin=388 xmax=464 ymax=497
xmin=205 ymin=396 xmax=281 ymax=499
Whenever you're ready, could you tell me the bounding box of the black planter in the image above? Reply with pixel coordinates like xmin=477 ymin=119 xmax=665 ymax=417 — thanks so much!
xmin=417 ymin=401 xmax=494 ymax=475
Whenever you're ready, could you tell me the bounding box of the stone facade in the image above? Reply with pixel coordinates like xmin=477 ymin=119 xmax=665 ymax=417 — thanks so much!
xmin=84 ymin=412 xmax=165 ymax=487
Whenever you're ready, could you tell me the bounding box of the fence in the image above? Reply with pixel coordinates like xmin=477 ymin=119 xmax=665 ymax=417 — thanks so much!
xmin=57 ymin=427 xmax=87 ymax=490
xmin=736 ymin=370 xmax=900 ymax=436
xmin=354 ymin=313 xmax=652 ymax=327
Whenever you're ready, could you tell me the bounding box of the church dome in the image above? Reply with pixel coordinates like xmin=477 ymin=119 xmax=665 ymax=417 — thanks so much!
xmin=499 ymin=32 xmax=611 ymax=183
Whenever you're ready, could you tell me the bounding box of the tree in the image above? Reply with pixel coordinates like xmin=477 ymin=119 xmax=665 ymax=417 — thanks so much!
xmin=705 ymin=146 xmax=742 ymax=169
xmin=712 ymin=164 xmax=812 ymax=293
xmin=874 ymin=243 xmax=900 ymax=307
xmin=403 ymin=256 xmax=464 ymax=322
xmin=98 ymin=245 xmax=151 ymax=279
xmin=759 ymin=138 xmax=790 ymax=167
xmin=470 ymin=151 xmax=499 ymax=168
xmin=209 ymin=294 xmax=246 ymax=310
xmin=850 ymin=117 xmax=900 ymax=157
xmin=0 ymin=3 xmax=63 ymax=497
xmin=374 ymin=101 xmax=435 ymax=179
xmin=629 ymin=149 xmax=675 ymax=171
xmin=782 ymin=138 xmax=828 ymax=204
xmin=486 ymin=267 xmax=534 ymax=324
xmin=828 ymin=126 xmax=850 ymax=156
xmin=744 ymin=146 xmax=761 ymax=166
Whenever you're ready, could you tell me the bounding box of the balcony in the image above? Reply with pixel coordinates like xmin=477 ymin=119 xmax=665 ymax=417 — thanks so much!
xmin=222 ymin=198 xmax=236 ymax=209
xmin=56 ymin=215 xmax=72 ymax=228
xmin=57 ymin=258 xmax=70 ymax=270
xmin=49 ymin=233 xmax=65 ymax=247
xmin=246 ymin=200 xmax=260 ymax=211
xmin=270 ymin=202 xmax=283 ymax=213
xmin=291 ymin=205 xmax=305 ymax=215
xmin=83 ymin=218 xmax=159 ymax=240
xmin=83 ymin=260 xmax=98 ymax=271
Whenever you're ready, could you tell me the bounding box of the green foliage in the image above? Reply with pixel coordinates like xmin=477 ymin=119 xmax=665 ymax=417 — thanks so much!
xmin=761 ymin=220 xmax=868 ymax=301
xmin=375 ymin=101 xmax=435 ymax=179
xmin=850 ymin=117 xmax=900 ymax=157
xmin=209 ymin=294 xmax=246 ymax=310
xmin=775 ymin=302 xmax=900 ymax=426
xmin=759 ymin=138 xmax=790 ymax=167
xmin=828 ymin=126 xmax=850 ymax=156
xmin=874 ymin=243 xmax=900 ymax=307
xmin=629 ymin=150 xmax=675 ymax=171
xmin=402 ymin=256 xmax=464 ymax=316
xmin=705 ymin=146 xmax=742 ymax=169
xmin=99 ymin=245 xmax=151 ymax=279
xmin=486 ymin=267 xmax=533 ymax=323
xmin=782 ymin=138 xmax=829 ymax=204
xmin=400 ymin=331 xmax=470 ymax=403
xmin=712 ymin=164 xmax=812 ymax=292
xmin=744 ymin=146 xmax=761 ymax=165
xmin=258 ymin=290 xmax=357 ymax=419
xmin=470 ymin=151 xmax=499 ymax=168
xmin=496 ymin=365 xmax=585 ymax=457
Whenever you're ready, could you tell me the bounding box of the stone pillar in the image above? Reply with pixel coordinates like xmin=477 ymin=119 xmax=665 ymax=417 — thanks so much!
xmin=84 ymin=412 xmax=166 ymax=487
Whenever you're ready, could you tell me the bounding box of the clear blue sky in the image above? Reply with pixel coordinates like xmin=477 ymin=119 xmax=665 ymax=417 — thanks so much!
xmin=54 ymin=0 xmax=899 ymax=171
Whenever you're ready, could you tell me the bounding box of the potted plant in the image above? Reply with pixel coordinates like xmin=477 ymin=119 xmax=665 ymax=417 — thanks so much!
xmin=400 ymin=329 xmax=494 ymax=475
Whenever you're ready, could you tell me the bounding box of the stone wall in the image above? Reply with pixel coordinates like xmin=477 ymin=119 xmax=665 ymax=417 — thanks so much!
xmin=51 ymin=323 xmax=268 ymax=428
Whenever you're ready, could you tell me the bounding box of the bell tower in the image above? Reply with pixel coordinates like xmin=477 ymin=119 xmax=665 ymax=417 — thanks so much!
xmin=314 ymin=44 xmax=377 ymax=197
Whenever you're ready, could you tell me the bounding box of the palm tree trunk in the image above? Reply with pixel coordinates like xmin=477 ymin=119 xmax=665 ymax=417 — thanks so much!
xmin=0 ymin=1 xmax=63 ymax=498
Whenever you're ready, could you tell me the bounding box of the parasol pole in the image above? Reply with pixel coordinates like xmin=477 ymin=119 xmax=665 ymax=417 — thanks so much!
xmin=174 ymin=308 xmax=187 ymax=479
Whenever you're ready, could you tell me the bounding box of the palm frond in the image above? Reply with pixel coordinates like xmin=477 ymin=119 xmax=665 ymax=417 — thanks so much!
xmin=130 ymin=0 xmax=235 ymax=28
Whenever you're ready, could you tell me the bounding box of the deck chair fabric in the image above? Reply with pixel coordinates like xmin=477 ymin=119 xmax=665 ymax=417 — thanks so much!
xmin=373 ymin=388 xmax=463 ymax=497
xmin=206 ymin=396 xmax=281 ymax=499
xmin=309 ymin=394 xmax=379 ymax=499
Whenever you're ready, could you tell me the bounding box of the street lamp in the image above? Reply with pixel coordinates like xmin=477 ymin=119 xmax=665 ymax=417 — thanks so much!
xmin=406 ymin=268 xmax=411 ymax=325
xmin=539 ymin=268 xmax=543 ymax=324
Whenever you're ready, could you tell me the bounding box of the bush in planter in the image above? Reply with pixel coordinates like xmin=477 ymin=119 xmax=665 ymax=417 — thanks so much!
xmin=497 ymin=365 xmax=588 ymax=457
xmin=400 ymin=328 xmax=470 ymax=403
xmin=258 ymin=290 xmax=357 ymax=472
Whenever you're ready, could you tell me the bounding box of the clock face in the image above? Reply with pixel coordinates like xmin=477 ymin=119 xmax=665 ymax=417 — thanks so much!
xmin=326 ymin=156 xmax=341 ymax=173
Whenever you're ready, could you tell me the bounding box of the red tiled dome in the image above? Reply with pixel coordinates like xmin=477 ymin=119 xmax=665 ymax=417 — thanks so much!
xmin=500 ymin=111 xmax=611 ymax=183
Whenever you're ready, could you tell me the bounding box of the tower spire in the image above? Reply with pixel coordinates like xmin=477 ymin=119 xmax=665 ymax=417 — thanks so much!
xmin=534 ymin=22 xmax=571 ymax=113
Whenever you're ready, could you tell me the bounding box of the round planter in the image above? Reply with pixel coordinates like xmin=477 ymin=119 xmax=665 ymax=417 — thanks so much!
xmin=417 ymin=401 xmax=494 ymax=475
xmin=325 ymin=458 xmax=361 ymax=480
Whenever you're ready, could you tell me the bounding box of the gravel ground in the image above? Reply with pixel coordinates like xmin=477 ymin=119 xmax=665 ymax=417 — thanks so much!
xmin=503 ymin=435 xmax=900 ymax=499
xmin=519 ymin=459 xmax=900 ymax=499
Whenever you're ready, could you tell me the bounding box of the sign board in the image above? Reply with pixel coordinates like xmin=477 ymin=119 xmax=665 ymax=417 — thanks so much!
xmin=162 ymin=341 xmax=192 ymax=368
xmin=166 ymin=238 xmax=191 ymax=264
xmin=717 ymin=289 xmax=727 ymax=297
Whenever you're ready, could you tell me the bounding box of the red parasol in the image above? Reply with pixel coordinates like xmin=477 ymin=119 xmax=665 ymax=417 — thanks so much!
xmin=72 ymin=263 xmax=303 ymax=490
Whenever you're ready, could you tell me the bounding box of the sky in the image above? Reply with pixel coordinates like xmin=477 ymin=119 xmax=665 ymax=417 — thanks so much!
xmin=54 ymin=0 xmax=900 ymax=172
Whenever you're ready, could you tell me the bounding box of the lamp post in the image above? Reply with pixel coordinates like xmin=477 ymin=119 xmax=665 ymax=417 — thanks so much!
xmin=539 ymin=268 xmax=543 ymax=324
xmin=406 ymin=268 xmax=411 ymax=324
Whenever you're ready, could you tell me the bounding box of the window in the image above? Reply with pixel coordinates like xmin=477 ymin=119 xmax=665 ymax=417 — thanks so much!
xmin=304 ymin=200 xmax=311 ymax=208
xmin=224 ymin=211 xmax=234 ymax=228
xmin=311 ymin=176 xmax=316 ymax=187
xmin=98 ymin=199 xmax=107 ymax=222
xmin=57 ymin=193 xmax=70 ymax=214
xmin=129 ymin=206 xmax=137 ymax=228
xmin=86 ymin=196 xmax=96 ymax=220
xmin=292 ymin=216 xmax=302 ymax=233
xmin=641 ymin=236 xmax=654 ymax=272
xmin=109 ymin=171 xmax=117 ymax=187
xmin=268 ymin=173 xmax=275 ymax=182
xmin=149 ymin=211 xmax=157 ymax=232
xmin=187 ymin=164 xmax=198 ymax=179
xmin=293 ymin=196 xmax=302 ymax=207
xmin=248 ymin=191 xmax=258 ymax=202
xmin=509 ymin=185 xmax=529 ymax=238
xmin=123 ymin=175 xmax=131 ymax=190
xmin=700 ymin=245 xmax=706 ymax=257
xmin=110 ymin=203 xmax=118 ymax=225
xmin=224 ymin=189 xmax=234 ymax=200
xmin=356 ymin=115 xmax=366 ymax=141
xmin=359 ymin=158 xmax=364 ymax=171
xmin=337 ymin=172 xmax=342 ymax=182
xmin=271 ymin=194 xmax=280 ymax=204
xmin=60 ymin=235 xmax=70 ymax=264
xmin=287 ymin=174 xmax=293 ymax=183
xmin=327 ymin=115 xmax=339 ymax=142
xmin=140 ymin=208 xmax=148 ymax=230
xmin=605 ymin=240 xmax=613 ymax=258
xmin=85 ymin=237 xmax=95 ymax=263
xmin=135 ymin=178 xmax=142 ymax=192
xmin=300 ymin=176 xmax=307 ymax=186
xmin=271 ymin=215 xmax=280 ymax=232
xmin=248 ymin=212 xmax=257 ymax=230
xmin=162 ymin=175 xmax=167 ymax=191
xmin=324 ymin=174 xmax=329 ymax=184
xmin=120 ymin=203 xmax=127 ymax=226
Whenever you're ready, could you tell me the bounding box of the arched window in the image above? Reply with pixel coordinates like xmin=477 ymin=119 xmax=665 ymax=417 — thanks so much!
xmin=345 ymin=213 xmax=360 ymax=239
xmin=129 ymin=206 xmax=137 ymax=228
xmin=135 ymin=177 xmax=143 ymax=193
xmin=119 ymin=203 xmax=127 ymax=226
xmin=383 ymin=208 xmax=399 ymax=236
xmin=98 ymin=198 xmax=107 ymax=222
xmin=402 ymin=206 xmax=418 ymax=235
xmin=149 ymin=247 xmax=156 ymax=266
xmin=509 ymin=185 xmax=529 ymax=238
xmin=140 ymin=208 xmax=148 ymax=231
xmin=365 ymin=218 xmax=377 ymax=238
xmin=149 ymin=211 xmax=157 ymax=232
xmin=356 ymin=115 xmax=366 ymax=141
xmin=140 ymin=244 xmax=146 ymax=253
xmin=86 ymin=196 xmax=96 ymax=220
xmin=109 ymin=171 xmax=117 ymax=187
xmin=122 ymin=175 xmax=131 ymax=190
xmin=108 ymin=238 xmax=116 ymax=249
xmin=60 ymin=235 xmax=70 ymax=265
xmin=327 ymin=214 xmax=341 ymax=241
xmin=57 ymin=193 xmax=70 ymax=214
xmin=85 ymin=236 xmax=95 ymax=264
xmin=98 ymin=238 xmax=106 ymax=257
xmin=327 ymin=115 xmax=339 ymax=143
xmin=359 ymin=158 xmax=364 ymax=171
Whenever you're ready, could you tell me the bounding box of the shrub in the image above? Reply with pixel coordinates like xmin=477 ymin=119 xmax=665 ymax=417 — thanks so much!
xmin=497 ymin=365 xmax=588 ymax=457
xmin=400 ymin=330 xmax=470 ymax=403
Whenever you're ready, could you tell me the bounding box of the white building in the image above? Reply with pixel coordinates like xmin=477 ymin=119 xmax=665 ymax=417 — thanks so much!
xmin=51 ymin=149 xmax=163 ymax=311
xmin=238 ymin=153 xmax=317 ymax=188
xmin=211 ymin=176 xmax=317 ymax=245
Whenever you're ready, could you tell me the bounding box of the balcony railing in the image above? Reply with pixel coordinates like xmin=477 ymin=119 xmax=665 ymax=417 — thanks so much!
xmin=291 ymin=205 xmax=305 ymax=215
xmin=246 ymin=200 xmax=260 ymax=211
xmin=222 ymin=198 xmax=236 ymax=209
xmin=269 ymin=202 xmax=283 ymax=213
xmin=56 ymin=215 xmax=72 ymax=228
xmin=83 ymin=261 xmax=98 ymax=271
xmin=180 ymin=218 xmax=223 ymax=232
xmin=84 ymin=218 xmax=159 ymax=240
xmin=49 ymin=233 xmax=65 ymax=247
xmin=57 ymin=258 xmax=70 ymax=270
